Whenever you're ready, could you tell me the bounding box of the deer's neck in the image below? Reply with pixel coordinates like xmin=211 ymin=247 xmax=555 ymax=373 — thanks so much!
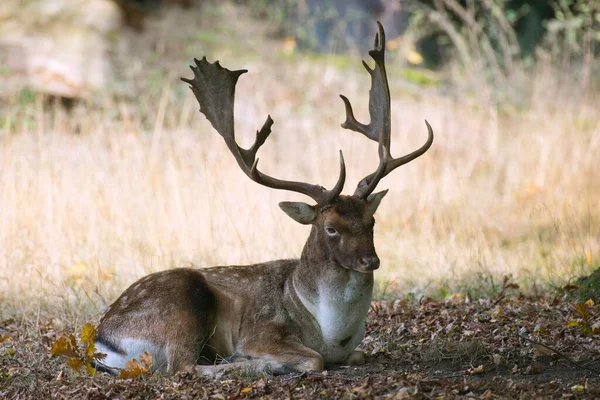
xmin=296 ymin=225 xmax=374 ymax=291
xmin=292 ymin=227 xmax=374 ymax=336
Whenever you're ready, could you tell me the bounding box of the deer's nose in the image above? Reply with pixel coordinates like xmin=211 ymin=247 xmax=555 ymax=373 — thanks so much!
xmin=360 ymin=255 xmax=380 ymax=271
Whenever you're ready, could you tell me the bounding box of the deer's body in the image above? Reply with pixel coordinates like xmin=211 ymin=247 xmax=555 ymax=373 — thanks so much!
xmin=93 ymin=22 xmax=433 ymax=376
xmin=96 ymin=198 xmax=376 ymax=373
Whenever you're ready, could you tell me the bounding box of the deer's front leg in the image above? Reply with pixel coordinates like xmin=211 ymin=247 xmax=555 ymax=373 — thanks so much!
xmin=240 ymin=323 xmax=324 ymax=374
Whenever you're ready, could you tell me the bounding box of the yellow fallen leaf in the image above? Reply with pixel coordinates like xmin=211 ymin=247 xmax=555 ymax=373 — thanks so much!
xmin=140 ymin=351 xmax=153 ymax=369
xmin=566 ymin=321 xmax=581 ymax=328
xmin=585 ymin=299 xmax=595 ymax=306
xmin=51 ymin=336 xmax=79 ymax=358
xmin=571 ymin=384 xmax=585 ymax=392
xmin=240 ymin=387 xmax=252 ymax=394
xmin=67 ymin=358 xmax=84 ymax=371
xmin=86 ymin=362 xmax=97 ymax=376
xmin=119 ymin=361 xmax=147 ymax=379
xmin=118 ymin=352 xmax=152 ymax=379
xmin=81 ymin=324 xmax=96 ymax=345
xmin=51 ymin=324 xmax=106 ymax=376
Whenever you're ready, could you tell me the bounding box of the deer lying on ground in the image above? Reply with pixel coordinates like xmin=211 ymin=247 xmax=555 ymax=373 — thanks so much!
xmin=93 ymin=22 xmax=434 ymax=375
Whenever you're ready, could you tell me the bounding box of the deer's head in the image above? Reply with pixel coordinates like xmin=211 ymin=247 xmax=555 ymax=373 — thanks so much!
xmin=182 ymin=22 xmax=433 ymax=273
xmin=279 ymin=194 xmax=386 ymax=272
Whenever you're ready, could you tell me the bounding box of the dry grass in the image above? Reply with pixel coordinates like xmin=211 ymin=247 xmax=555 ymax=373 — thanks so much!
xmin=1 ymin=4 xmax=599 ymax=319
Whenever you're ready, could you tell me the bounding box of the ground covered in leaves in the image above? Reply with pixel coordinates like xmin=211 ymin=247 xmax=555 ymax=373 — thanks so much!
xmin=1 ymin=296 xmax=599 ymax=399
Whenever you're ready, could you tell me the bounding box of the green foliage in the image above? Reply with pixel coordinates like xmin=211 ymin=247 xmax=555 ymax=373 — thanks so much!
xmin=194 ymin=30 xmax=221 ymax=45
xmin=543 ymin=0 xmax=600 ymax=57
xmin=567 ymin=300 xmax=600 ymax=336
xmin=407 ymin=0 xmax=598 ymax=66
xmin=568 ymin=267 xmax=600 ymax=303
xmin=18 ymin=88 xmax=35 ymax=106
xmin=401 ymin=0 xmax=600 ymax=99
xmin=400 ymin=67 xmax=441 ymax=87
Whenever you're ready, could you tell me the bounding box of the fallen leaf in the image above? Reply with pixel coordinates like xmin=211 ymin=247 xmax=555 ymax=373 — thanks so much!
xmin=81 ymin=323 xmax=96 ymax=346
xmin=51 ymin=336 xmax=78 ymax=358
xmin=240 ymin=387 xmax=252 ymax=394
xmin=533 ymin=344 xmax=555 ymax=357
xmin=140 ymin=351 xmax=153 ymax=369
xmin=67 ymin=358 xmax=84 ymax=371
xmin=445 ymin=293 xmax=467 ymax=304
xmin=480 ymin=389 xmax=495 ymax=399
xmin=571 ymin=384 xmax=585 ymax=392
xmin=394 ymin=387 xmax=412 ymax=399
xmin=492 ymin=354 xmax=503 ymax=365
xmin=526 ymin=362 xmax=543 ymax=374
xmin=255 ymin=378 xmax=266 ymax=389
xmin=118 ymin=352 xmax=152 ymax=379
xmin=466 ymin=365 xmax=485 ymax=375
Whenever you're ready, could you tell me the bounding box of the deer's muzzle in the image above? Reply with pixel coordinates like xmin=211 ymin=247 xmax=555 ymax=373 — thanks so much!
xmin=359 ymin=255 xmax=380 ymax=271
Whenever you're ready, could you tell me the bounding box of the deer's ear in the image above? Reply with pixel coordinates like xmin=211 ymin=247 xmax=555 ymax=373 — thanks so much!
xmin=279 ymin=202 xmax=317 ymax=225
xmin=366 ymin=189 xmax=388 ymax=215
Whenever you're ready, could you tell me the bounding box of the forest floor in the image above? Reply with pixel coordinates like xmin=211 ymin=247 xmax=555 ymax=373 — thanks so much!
xmin=1 ymin=2 xmax=600 ymax=399
xmin=2 ymin=295 xmax=599 ymax=399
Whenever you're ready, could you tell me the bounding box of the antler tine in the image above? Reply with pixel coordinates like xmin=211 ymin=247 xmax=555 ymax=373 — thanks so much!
xmin=339 ymin=22 xmax=390 ymax=146
xmin=339 ymin=22 xmax=434 ymax=199
xmin=355 ymin=120 xmax=434 ymax=197
xmin=182 ymin=57 xmax=346 ymax=205
xmin=250 ymin=150 xmax=346 ymax=205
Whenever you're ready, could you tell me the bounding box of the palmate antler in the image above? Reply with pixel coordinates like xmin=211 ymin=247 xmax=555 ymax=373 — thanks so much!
xmin=182 ymin=57 xmax=345 ymax=205
xmin=340 ymin=22 xmax=434 ymax=199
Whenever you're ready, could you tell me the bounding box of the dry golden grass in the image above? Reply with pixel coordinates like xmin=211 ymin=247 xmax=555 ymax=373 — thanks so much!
xmin=1 ymin=4 xmax=599 ymax=319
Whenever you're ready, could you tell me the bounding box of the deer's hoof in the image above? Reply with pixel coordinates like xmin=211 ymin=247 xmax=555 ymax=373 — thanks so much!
xmin=344 ymin=350 xmax=365 ymax=366
xmin=300 ymin=356 xmax=324 ymax=372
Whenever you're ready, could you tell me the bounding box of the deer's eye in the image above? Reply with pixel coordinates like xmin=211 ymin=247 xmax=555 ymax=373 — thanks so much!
xmin=325 ymin=226 xmax=339 ymax=237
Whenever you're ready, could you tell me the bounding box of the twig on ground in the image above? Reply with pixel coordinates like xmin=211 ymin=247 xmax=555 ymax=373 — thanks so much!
xmin=481 ymin=295 xmax=505 ymax=313
xmin=279 ymin=371 xmax=307 ymax=382
xmin=517 ymin=334 xmax=600 ymax=375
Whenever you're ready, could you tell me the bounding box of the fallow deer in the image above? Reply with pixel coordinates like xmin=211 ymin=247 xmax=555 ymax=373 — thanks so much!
xmin=93 ymin=22 xmax=433 ymax=375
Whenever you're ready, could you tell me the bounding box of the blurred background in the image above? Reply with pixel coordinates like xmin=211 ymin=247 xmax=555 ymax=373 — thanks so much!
xmin=0 ymin=0 xmax=598 ymax=319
